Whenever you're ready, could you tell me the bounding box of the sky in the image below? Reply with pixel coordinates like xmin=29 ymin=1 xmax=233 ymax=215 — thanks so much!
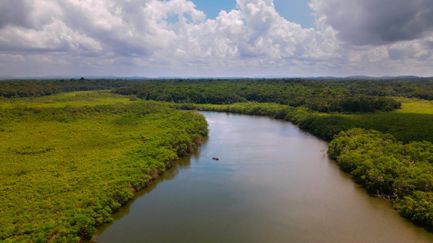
xmin=0 ymin=0 xmax=432 ymax=77
xmin=193 ymin=0 xmax=314 ymax=27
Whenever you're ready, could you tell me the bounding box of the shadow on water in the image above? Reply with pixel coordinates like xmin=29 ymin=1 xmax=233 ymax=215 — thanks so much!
xmin=92 ymin=137 xmax=208 ymax=239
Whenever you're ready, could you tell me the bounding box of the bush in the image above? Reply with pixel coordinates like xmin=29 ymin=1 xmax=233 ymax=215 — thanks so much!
xmin=329 ymin=129 xmax=433 ymax=229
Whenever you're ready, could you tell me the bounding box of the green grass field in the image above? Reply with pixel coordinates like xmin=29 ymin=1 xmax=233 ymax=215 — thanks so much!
xmin=313 ymin=98 xmax=433 ymax=142
xmin=396 ymin=97 xmax=433 ymax=115
xmin=0 ymin=92 xmax=207 ymax=242
xmin=0 ymin=90 xmax=133 ymax=109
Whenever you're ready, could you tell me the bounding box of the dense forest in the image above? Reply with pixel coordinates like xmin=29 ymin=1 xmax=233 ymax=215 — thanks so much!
xmin=0 ymin=79 xmax=130 ymax=98
xmin=114 ymin=79 xmax=433 ymax=112
xmin=2 ymin=78 xmax=433 ymax=240
xmin=2 ymin=78 xmax=433 ymax=112
xmin=329 ymin=129 xmax=433 ymax=229
xmin=0 ymin=91 xmax=207 ymax=241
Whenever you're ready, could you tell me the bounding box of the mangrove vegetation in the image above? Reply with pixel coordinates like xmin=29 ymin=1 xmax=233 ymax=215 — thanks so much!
xmin=2 ymin=78 xmax=433 ymax=240
xmin=0 ymin=91 xmax=207 ymax=242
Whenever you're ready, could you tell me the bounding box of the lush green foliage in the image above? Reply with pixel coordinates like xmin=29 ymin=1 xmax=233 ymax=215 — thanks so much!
xmin=4 ymin=78 xmax=433 ymax=112
xmin=329 ymin=129 xmax=433 ymax=229
xmin=3 ymin=78 xmax=433 ymax=236
xmin=0 ymin=79 xmax=130 ymax=98
xmin=113 ymin=79 xmax=433 ymax=112
xmin=0 ymin=92 xmax=207 ymax=242
xmin=0 ymin=90 xmax=135 ymax=109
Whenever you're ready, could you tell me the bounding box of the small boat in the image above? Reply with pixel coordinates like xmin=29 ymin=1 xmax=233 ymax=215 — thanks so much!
xmin=212 ymin=157 xmax=220 ymax=161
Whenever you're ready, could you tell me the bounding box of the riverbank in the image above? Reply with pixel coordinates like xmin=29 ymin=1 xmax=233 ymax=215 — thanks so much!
xmin=96 ymin=111 xmax=433 ymax=243
xmin=176 ymin=100 xmax=433 ymax=143
xmin=0 ymin=91 xmax=208 ymax=242
xmin=177 ymin=102 xmax=433 ymax=231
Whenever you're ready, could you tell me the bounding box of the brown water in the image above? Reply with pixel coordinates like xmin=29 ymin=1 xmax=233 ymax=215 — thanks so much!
xmin=96 ymin=112 xmax=433 ymax=243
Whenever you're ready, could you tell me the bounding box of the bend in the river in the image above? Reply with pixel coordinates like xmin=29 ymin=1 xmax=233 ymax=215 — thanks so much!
xmin=96 ymin=112 xmax=433 ymax=243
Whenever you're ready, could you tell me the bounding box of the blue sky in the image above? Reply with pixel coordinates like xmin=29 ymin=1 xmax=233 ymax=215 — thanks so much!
xmin=193 ymin=0 xmax=314 ymax=27
xmin=273 ymin=0 xmax=314 ymax=27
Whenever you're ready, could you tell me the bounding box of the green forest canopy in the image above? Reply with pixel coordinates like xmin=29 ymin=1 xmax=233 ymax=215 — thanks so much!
xmin=2 ymin=78 xmax=433 ymax=238
xmin=0 ymin=91 xmax=207 ymax=241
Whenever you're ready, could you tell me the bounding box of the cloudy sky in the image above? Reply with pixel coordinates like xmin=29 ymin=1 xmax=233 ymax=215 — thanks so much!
xmin=0 ymin=0 xmax=432 ymax=77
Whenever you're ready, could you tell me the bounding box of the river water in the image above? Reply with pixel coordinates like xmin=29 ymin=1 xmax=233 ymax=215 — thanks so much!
xmin=96 ymin=112 xmax=433 ymax=243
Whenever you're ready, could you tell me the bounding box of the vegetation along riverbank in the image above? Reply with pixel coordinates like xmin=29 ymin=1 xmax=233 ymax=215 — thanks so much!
xmin=2 ymin=78 xmax=433 ymax=240
xmin=114 ymin=79 xmax=433 ymax=230
xmin=174 ymin=101 xmax=433 ymax=230
xmin=0 ymin=91 xmax=208 ymax=241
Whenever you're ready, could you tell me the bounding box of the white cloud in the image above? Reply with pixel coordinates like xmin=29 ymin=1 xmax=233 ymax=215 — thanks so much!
xmin=0 ymin=0 xmax=432 ymax=77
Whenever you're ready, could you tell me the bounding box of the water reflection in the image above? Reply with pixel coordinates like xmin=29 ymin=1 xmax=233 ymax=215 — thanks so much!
xmin=95 ymin=139 xmax=206 ymax=234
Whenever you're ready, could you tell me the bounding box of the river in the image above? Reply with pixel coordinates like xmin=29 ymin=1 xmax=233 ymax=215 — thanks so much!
xmin=96 ymin=112 xmax=433 ymax=243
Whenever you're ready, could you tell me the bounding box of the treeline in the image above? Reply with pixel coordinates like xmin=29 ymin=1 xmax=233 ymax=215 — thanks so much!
xmin=0 ymin=79 xmax=130 ymax=98
xmin=3 ymin=78 xmax=433 ymax=113
xmin=307 ymin=95 xmax=401 ymax=112
xmin=0 ymin=78 xmax=433 ymax=112
xmin=329 ymin=129 xmax=433 ymax=229
xmin=112 ymin=79 xmax=433 ymax=112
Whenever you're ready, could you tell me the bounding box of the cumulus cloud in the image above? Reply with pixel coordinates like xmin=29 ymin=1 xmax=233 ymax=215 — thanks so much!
xmin=0 ymin=0 xmax=431 ymax=77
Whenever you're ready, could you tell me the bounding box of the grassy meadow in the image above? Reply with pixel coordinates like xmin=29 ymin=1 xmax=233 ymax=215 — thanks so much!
xmin=0 ymin=90 xmax=133 ymax=109
xmin=0 ymin=91 xmax=207 ymax=242
xmin=306 ymin=98 xmax=433 ymax=142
